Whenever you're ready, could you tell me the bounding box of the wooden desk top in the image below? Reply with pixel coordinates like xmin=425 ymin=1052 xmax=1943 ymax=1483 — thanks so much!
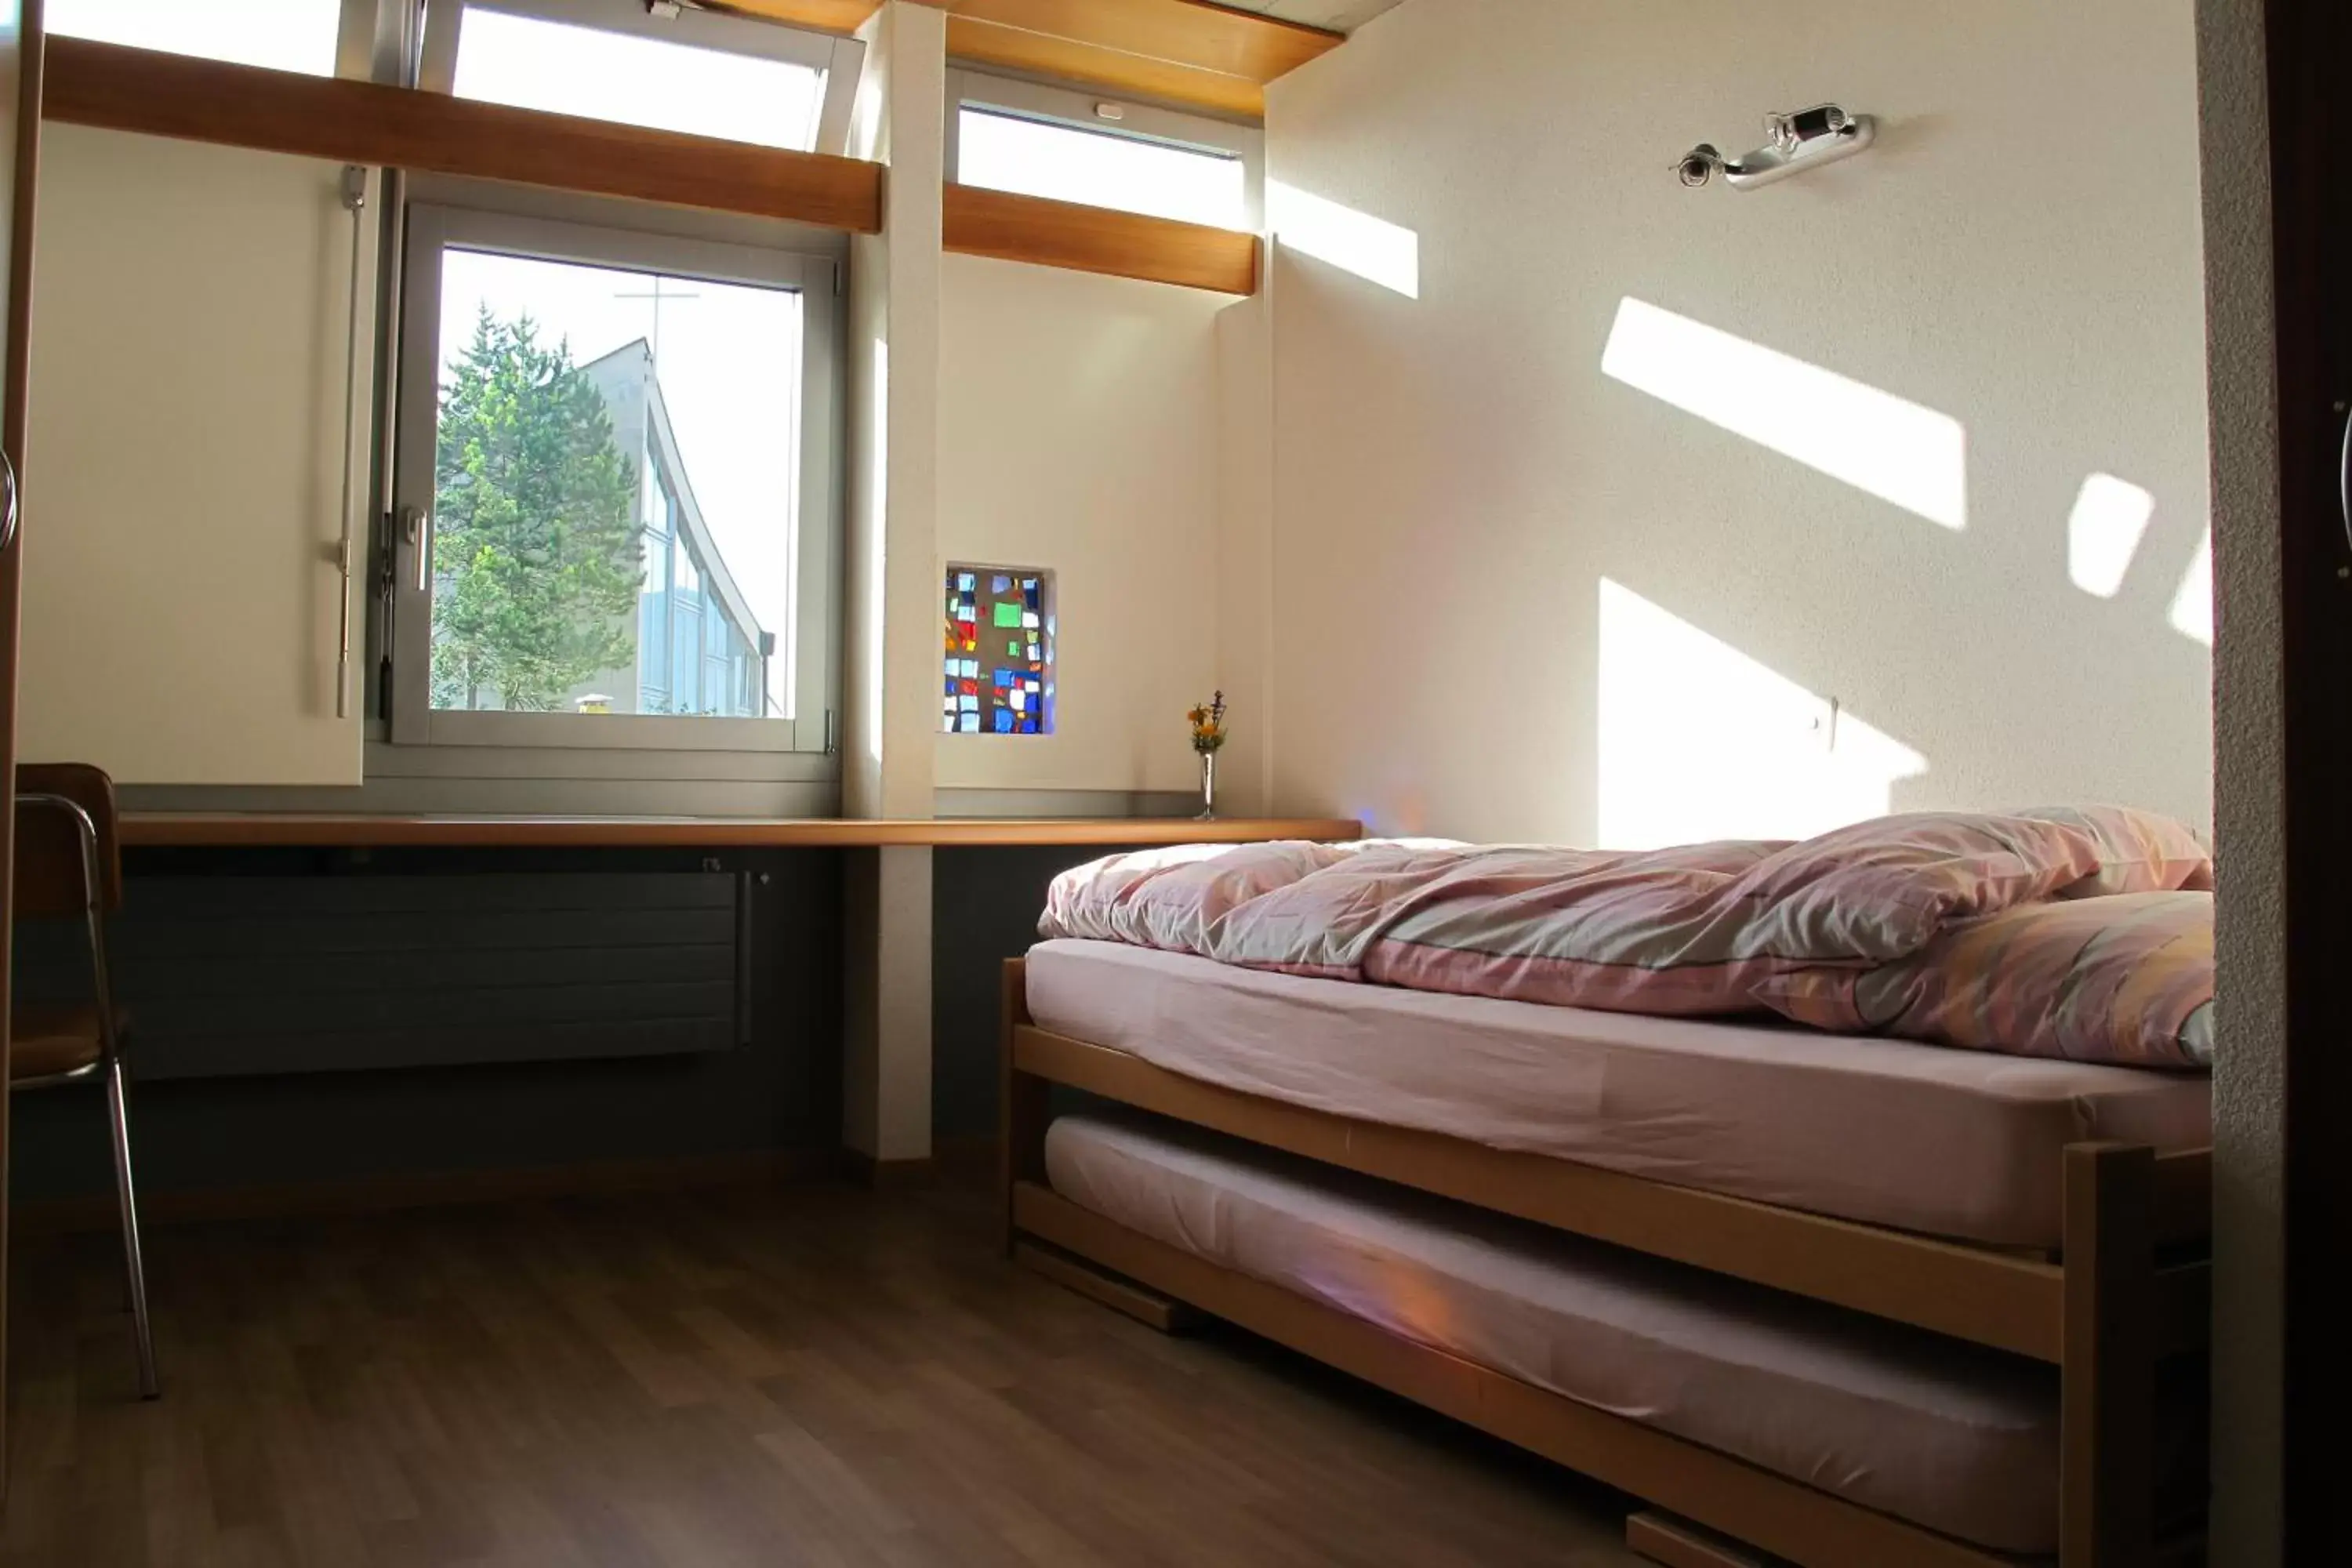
xmin=119 ymin=814 xmax=1364 ymax=850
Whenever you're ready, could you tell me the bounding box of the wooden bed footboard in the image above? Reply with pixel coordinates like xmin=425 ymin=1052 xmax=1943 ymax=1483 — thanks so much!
xmin=997 ymin=958 xmax=2210 ymax=1568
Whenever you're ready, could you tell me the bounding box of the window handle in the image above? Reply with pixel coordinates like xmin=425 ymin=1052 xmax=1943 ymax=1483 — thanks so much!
xmin=1 ymin=448 xmax=16 ymax=557
xmin=2338 ymin=397 xmax=2351 ymax=566
xmin=404 ymin=504 xmax=433 ymax=593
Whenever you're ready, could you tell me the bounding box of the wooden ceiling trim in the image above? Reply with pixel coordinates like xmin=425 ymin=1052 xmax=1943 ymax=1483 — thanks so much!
xmin=40 ymin=37 xmax=885 ymax=234
xmin=705 ymin=0 xmax=883 ymax=34
xmin=943 ymin=181 xmax=1259 ymax=295
xmin=927 ymin=0 xmax=1341 ymax=83
xmin=945 ymin=16 xmax=1265 ymax=118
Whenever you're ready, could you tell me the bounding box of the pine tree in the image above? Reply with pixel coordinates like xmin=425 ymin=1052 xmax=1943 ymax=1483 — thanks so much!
xmin=431 ymin=307 xmax=642 ymax=710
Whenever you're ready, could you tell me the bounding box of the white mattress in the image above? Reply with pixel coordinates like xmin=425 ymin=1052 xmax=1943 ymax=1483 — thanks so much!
xmin=1045 ymin=1109 xmax=2064 ymax=1553
xmin=1025 ymin=938 xmax=2212 ymax=1248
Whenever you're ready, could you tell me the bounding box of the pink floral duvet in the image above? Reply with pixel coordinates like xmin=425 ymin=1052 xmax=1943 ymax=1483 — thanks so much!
xmin=1038 ymin=807 xmax=2215 ymax=1069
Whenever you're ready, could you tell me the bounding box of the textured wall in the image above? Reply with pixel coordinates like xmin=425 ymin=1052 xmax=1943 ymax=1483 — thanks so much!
xmin=1258 ymin=0 xmax=2213 ymax=845
xmin=2197 ymin=0 xmax=2284 ymax=1558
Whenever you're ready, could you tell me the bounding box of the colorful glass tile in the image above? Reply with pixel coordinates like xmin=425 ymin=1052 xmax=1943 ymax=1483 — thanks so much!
xmin=946 ymin=564 xmax=1052 ymax=738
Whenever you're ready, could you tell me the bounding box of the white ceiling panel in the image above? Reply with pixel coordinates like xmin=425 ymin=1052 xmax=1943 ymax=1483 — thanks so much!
xmin=1217 ymin=0 xmax=1410 ymax=36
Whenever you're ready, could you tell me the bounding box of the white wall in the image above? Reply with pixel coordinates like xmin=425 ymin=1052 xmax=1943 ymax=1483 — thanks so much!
xmin=935 ymin=253 xmax=1226 ymax=797
xmin=1258 ymin=0 xmax=2213 ymax=844
xmin=18 ymin=125 xmax=370 ymax=785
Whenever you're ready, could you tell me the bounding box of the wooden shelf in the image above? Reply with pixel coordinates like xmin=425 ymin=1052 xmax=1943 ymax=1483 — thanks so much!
xmin=944 ymin=183 xmax=1260 ymax=294
xmin=121 ymin=814 xmax=1363 ymax=850
xmin=41 ymin=37 xmax=884 ymax=233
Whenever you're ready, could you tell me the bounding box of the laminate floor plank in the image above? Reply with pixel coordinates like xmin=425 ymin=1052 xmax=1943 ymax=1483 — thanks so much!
xmin=7 ymin=1182 xmax=1646 ymax=1567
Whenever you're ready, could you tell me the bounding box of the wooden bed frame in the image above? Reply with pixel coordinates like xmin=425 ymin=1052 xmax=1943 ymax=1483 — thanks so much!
xmin=997 ymin=958 xmax=2211 ymax=1568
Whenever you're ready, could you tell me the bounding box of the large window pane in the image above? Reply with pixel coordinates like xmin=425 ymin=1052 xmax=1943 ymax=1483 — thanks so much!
xmin=46 ymin=0 xmax=343 ymax=74
xmin=430 ymin=249 xmax=801 ymax=719
xmin=455 ymin=7 xmax=826 ymax=151
xmin=957 ymin=107 xmax=1247 ymax=230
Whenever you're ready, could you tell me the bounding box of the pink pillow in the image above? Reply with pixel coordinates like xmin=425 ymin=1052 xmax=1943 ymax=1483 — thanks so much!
xmin=1759 ymin=891 xmax=2214 ymax=1069
xmin=1723 ymin=805 xmax=2212 ymax=964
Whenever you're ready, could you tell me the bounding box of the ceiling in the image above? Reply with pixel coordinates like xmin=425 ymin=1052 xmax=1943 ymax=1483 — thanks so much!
xmin=1214 ymin=0 xmax=1409 ymax=34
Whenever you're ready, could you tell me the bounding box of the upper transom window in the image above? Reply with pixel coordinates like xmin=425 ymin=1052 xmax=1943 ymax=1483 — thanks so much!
xmin=45 ymin=0 xmax=346 ymax=75
xmin=949 ymin=72 xmax=1262 ymax=234
xmin=426 ymin=0 xmax=861 ymax=154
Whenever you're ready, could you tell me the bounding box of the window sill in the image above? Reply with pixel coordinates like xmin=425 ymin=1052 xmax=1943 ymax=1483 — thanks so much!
xmin=119 ymin=813 xmax=1364 ymax=849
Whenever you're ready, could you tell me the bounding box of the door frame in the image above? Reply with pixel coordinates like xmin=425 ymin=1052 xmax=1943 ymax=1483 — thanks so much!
xmin=2265 ymin=0 xmax=2349 ymax=1555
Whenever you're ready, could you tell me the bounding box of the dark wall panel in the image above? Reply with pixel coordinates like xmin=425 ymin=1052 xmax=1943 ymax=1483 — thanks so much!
xmin=931 ymin=843 xmax=1131 ymax=1138
xmin=9 ymin=846 xmax=841 ymax=1201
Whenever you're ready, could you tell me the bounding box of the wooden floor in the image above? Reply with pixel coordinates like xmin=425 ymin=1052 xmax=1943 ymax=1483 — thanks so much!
xmin=2 ymin=1179 xmax=1648 ymax=1566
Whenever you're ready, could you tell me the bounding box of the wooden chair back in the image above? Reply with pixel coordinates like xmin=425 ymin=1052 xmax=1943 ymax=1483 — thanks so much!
xmin=12 ymin=762 xmax=123 ymax=917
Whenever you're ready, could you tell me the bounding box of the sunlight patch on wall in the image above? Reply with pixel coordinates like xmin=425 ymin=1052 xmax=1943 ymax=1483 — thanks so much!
xmin=1601 ymin=297 xmax=1967 ymax=531
xmin=862 ymin=337 xmax=889 ymax=766
xmin=1598 ymin=579 xmax=1928 ymax=849
xmin=2167 ymin=528 xmax=2213 ymax=647
xmin=1268 ymin=181 xmax=1420 ymax=299
xmin=2067 ymin=473 xmax=2157 ymax=597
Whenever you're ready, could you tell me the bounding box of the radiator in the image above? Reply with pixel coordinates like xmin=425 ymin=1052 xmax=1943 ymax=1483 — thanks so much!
xmin=13 ymin=870 xmax=750 ymax=1080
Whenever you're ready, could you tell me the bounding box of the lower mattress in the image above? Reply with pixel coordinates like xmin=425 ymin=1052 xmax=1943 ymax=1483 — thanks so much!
xmin=1045 ymin=1108 xmax=2063 ymax=1554
xmin=1025 ymin=938 xmax=2212 ymax=1248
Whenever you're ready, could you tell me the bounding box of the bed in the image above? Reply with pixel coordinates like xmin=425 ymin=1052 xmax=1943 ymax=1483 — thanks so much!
xmin=1025 ymin=937 xmax=2210 ymax=1251
xmin=1000 ymin=815 xmax=2213 ymax=1566
xmin=1002 ymin=818 xmax=2211 ymax=1561
xmin=1044 ymin=1107 xmax=2201 ymax=1557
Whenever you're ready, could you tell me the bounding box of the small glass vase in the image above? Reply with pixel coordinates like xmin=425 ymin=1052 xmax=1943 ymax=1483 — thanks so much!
xmin=1196 ymin=749 xmax=1218 ymax=821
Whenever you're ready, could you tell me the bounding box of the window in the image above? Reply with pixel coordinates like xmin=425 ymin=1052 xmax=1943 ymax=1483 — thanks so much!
xmin=426 ymin=0 xmax=862 ymax=154
xmin=947 ymin=72 xmax=1261 ymax=232
xmin=945 ymin=568 xmax=1054 ymax=736
xmin=46 ymin=0 xmax=348 ymax=74
xmin=390 ymin=206 xmax=838 ymax=753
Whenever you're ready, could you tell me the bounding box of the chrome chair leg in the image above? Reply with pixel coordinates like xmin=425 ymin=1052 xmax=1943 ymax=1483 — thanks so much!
xmin=105 ymin=1055 xmax=159 ymax=1400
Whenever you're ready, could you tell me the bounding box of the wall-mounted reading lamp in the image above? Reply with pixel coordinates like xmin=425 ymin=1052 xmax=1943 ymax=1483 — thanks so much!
xmin=1676 ymin=104 xmax=1876 ymax=191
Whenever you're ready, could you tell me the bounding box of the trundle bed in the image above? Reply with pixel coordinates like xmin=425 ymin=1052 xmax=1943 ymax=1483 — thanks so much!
xmin=999 ymin=938 xmax=2212 ymax=1567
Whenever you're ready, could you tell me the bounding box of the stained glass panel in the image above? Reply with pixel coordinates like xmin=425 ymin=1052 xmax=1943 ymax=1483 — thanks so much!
xmin=944 ymin=564 xmax=1054 ymax=735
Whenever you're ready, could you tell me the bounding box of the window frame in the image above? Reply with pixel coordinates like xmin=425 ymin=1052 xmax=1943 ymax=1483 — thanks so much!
xmin=946 ymin=69 xmax=1265 ymax=233
xmin=418 ymin=0 xmax=866 ymax=154
xmin=388 ymin=201 xmax=840 ymax=753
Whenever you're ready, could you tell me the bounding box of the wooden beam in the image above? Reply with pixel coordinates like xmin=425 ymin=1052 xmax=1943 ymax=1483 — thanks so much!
xmin=2060 ymin=1143 xmax=2156 ymax=1566
xmin=944 ymin=182 xmax=1258 ymax=294
xmin=39 ymin=36 xmax=884 ymax=233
